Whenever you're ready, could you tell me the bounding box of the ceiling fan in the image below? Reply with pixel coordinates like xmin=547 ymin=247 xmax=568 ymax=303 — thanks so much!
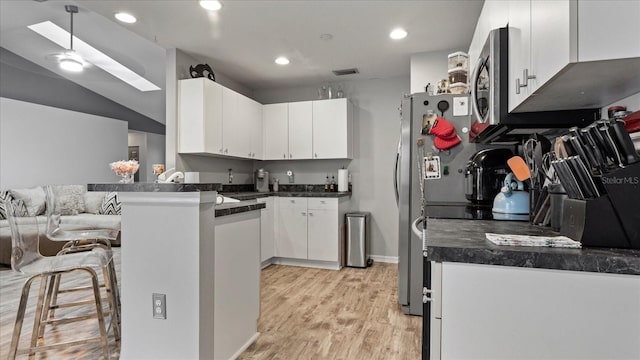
xmin=57 ymin=4 xmax=84 ymax=72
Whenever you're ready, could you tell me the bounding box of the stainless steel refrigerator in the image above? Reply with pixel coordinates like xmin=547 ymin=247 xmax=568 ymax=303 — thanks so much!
xmin=395 ymin=92 xmax=481 ymax=315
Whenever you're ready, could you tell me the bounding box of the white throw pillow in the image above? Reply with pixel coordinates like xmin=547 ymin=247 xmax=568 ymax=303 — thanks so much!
xmin=51 ymin=185 xmax=86 ymax=215
xmin=84 ymin=191 xmax=107 ymax=215
xmin=10 ymin=187 xmax=46 ymax=216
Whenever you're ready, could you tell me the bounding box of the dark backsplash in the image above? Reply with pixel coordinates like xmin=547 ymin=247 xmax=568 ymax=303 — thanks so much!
xmin=220 ymin=183 xmax=351 ymax=193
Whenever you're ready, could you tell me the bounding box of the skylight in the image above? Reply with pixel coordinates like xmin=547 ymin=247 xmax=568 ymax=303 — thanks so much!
xmin=28 ymin=21 xmax=161 ymax=92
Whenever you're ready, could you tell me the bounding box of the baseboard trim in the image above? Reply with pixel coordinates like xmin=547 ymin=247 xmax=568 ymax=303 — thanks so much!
xmin=272 ymin=257 xmax=341 ymax=271
xmin=229 ymin=332 xmax=260 ymax=360
xmin=261 ymin=258 xmax=274 ymax=269
xmin=369 ymin=255 xmax=399 ymax=264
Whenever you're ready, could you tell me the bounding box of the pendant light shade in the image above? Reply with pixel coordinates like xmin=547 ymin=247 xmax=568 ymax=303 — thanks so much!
xmin=60 ymin=5 xmax=84 ymax=72
xmin=59 ymin=50 xmax=84 ymax=72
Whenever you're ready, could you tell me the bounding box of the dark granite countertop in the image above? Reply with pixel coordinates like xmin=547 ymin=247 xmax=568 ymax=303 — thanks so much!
xmin=215 ymin=200 xmax=265 ymax=217
xmin=88 ymin=183 xmax=222 ymax=192
xmin=220 ymin=191 xmax=351 ymax=200
xmin=426 ymin=219 xmax=640 ymax=275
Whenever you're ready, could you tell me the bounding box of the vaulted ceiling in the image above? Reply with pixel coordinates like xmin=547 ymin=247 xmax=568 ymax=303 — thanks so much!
xmin=0 ymin=0 xmax=483 ymax=125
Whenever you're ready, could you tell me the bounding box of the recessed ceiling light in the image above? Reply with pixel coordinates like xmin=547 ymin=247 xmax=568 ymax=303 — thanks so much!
xmin=390 ymin=28 xmax=408 ymax=40
xmin=115 ymin=12 xmax=137 ymax=24
xmin=199 ymin=0 xmax=222 ymax=11
xmin=28 ymin=21 xmax=161 ymax=91
xmin=275 ymin=56 xmax=290 ymax=65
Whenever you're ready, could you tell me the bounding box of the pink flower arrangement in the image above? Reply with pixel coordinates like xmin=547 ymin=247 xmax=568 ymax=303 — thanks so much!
xmin=110 ymin=160 xmax=140 ymax=176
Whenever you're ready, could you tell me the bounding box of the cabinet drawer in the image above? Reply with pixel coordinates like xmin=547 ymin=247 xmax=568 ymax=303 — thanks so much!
xmin=307 ymin=198 xmax=337 ymax=210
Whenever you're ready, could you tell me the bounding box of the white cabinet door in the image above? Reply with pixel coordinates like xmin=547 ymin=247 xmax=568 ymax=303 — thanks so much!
xmin=288 ymin=101 xmax=313 ymax=159
xmin=577 ymin=0 xmax=640 ymax=62
xmin=530 ymin=0 xmax=571 ymax=96
xmin=223 ymin=89 xmax=252 ymax=158
xmin=507 ymin=0 xmax=531 ymax=112
xmin=178 ymin=78 xmax=223 ymax=154
xmin=312 ymin=98 xmax=352 ymax=159
xmin=440 ymin=263 xmax=640 ymax=359
xmin=250 ymin=99 xmax=263 ymax=159
xmin=276 ymin=198 xmax=307 ymax=259
xmin=307 ymin=208 xmax=338 ymax=262
xmin=263 ymin=103 xmax=289 ymax=160
xmin=214 ymin=212 xmax=260 ymax=360
xmin=221 ymin=88 xmax=237 ymax=157
xmin=258 ymin=197 xmax=274 ymax=262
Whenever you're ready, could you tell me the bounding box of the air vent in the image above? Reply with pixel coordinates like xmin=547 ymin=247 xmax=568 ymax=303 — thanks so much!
xmin=332 ymin=68 xmax=359 ymax=76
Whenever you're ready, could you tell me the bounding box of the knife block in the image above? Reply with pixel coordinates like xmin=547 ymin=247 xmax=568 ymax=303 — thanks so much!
xmin=601 ymin=162 xmax=640 ymax=249
xmin=560 ymin=196 xmax=632 ymax=248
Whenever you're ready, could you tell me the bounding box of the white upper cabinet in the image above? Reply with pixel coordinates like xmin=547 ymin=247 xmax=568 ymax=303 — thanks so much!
xmin=507 ymin=0 xmax=532 ymax=110
xmin=312 ymin=98 xmax=353 ymax=159
xmin=263 ymin=103 xmax=289 ymax=160
xmin=288 ymin=101 xmax=313 ymax=160
xmin=249 ymin=98 xmax=263 ymax=159
xmin=178 ymin=79 xmax=353 ymax=161
xmin=508 ymin=0 xmax=640 ymax=112
xmin=178 ymin=78 xmax=261 ymax=159
xmin=178 ymin=78 xmax=223 ymax=154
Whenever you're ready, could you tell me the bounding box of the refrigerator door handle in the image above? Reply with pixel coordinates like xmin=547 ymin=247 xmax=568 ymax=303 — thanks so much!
xmin=394 ymin=150 xmax=400 ymax=206
xmin=394 ymin=136 xmax=402 ymax=206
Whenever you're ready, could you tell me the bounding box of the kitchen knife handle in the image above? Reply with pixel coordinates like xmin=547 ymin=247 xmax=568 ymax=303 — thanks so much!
xmin=610 ymin=120 xmax=640 ymax=165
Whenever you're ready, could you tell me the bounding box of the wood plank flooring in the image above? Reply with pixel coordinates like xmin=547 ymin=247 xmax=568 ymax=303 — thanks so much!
xmin=1 ymin=250 xmax=421 ymax=359
xmin=238 ymin=263 xmax=422 ymax=360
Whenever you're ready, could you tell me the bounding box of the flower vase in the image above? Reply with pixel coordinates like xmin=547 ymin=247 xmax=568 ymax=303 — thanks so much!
xmin=120 ymin=173 xmax=134 ymax=184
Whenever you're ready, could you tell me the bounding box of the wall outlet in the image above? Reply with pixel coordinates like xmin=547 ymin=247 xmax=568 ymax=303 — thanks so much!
xmin=152 ymin=293 xmax=166 ymax=319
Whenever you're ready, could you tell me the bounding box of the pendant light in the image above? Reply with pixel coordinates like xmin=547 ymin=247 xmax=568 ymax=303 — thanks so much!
xmin=59 ymin=5 xmax=84 ymax=72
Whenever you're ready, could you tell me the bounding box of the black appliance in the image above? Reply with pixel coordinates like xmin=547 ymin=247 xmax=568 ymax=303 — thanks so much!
xmin=426 ymin=202 xmax=493 ymax=220
xmin=464 ymin=148 xmax=513 ymax=204
xmin=469 ymin=27 xmax=600 ymax=144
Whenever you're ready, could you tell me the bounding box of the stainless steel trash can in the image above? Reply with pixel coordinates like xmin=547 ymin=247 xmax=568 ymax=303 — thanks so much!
xmin=346 ymin=212 xmax=371 ymax=268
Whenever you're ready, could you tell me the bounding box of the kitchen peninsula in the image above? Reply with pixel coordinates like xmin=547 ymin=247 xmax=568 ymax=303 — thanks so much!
xmin=424 ymin=218 xmax=640 ymax=359
xmin=88 ymin=183 xmax=265 ymax=360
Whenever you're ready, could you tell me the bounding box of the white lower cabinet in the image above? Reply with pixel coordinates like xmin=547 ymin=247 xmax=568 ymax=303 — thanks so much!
xmin=429 ymin=262 xmax=640 ymax=359
xmin=274 ymin=197 xmax=349 ymax=268
xmin=214 ymin=211 xmax=260 ymax=360
xmin=276 ymin=198 xmax=308 ymax=259
xmin=258 ymin=197 xmax=274 ymax=263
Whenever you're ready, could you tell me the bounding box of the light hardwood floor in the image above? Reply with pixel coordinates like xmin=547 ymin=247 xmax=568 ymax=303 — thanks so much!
xmin=1 ymin=250 xmax=421 ymax=359
xmin=238 ymin=263 xmax=422 ymax=360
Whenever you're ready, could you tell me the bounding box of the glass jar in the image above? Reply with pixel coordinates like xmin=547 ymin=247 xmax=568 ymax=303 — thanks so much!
xmin=448 ymin=51 xmax=469 ymax=70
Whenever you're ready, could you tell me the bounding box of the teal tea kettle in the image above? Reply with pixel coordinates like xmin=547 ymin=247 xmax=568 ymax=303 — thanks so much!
xmin=492 ymin=172 xmax=530 ymax=221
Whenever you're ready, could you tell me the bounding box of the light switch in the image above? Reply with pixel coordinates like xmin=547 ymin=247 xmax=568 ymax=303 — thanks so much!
xmin=453 ymin=97 xmax=468 ymax=116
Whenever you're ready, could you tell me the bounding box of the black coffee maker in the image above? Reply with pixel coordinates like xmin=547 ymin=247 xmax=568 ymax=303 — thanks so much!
xmin=465 ymin=148 xmax=514 ymax=204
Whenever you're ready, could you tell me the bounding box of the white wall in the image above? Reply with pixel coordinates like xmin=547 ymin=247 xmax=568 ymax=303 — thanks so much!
xmin=410 ymin=48 xmax=460 ymax=95
xmin=0 ymin=97 xmax=128 ymax=189
xmin=255 ymin=76 xmax=409 ymax=259
xmin=128 ymin=131 xmax=167 ymax=182
xmin=603 ymin=92 xmax=640 ymax=117
xmin=146 ymin=132 xmax=166 ymax=181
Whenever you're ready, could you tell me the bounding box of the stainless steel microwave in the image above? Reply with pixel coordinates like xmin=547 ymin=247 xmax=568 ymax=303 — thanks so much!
xmin=469 ymin=27 xmax=599 ymax=144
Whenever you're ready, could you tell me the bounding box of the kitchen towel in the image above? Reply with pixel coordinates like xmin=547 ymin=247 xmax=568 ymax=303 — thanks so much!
xmin=485 ymin=233 xmax=582 ymax=248
xmin=338 ymin=169 xmax=349 ymax=192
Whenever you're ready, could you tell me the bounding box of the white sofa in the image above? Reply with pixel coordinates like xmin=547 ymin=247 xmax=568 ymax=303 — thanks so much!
xmin=0 ymin=185 xmax=121 ymax=266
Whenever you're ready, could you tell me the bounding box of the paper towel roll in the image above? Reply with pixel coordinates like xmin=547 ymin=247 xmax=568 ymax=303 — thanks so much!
xmin=338 ymin=169 xmax=349 ymax=192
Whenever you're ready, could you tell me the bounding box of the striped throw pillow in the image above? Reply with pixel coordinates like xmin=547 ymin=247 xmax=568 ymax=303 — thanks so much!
xmin=99 ymin=192 xmax=121 ymax=215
